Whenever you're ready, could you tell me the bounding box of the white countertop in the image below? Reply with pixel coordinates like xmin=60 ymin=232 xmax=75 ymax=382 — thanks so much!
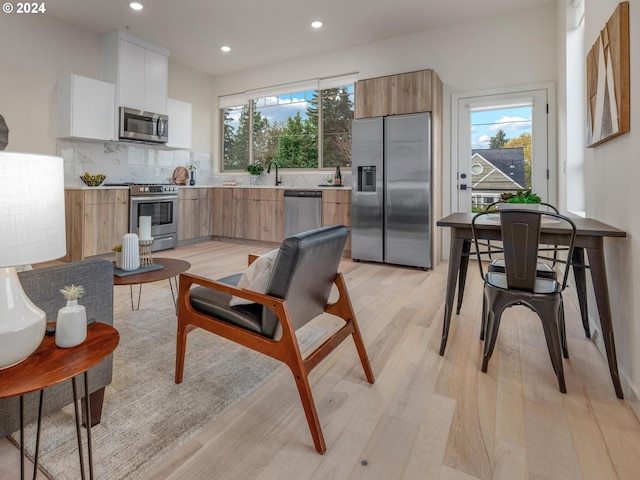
xmin=66 ymin=185 xmax=351 ymax=191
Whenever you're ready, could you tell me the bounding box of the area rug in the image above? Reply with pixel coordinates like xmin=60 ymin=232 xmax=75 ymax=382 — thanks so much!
xmin=11 ymin=283 xmax=325 ymax=480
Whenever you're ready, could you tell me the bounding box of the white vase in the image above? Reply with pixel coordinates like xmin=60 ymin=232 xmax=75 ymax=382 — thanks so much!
xmin=121 ymin=233 xmax=140 ymax=271
xmin=249 ymin=175 xmax=259 ymax=186
xmin=55 ymin=299 xmax=87 ymax=348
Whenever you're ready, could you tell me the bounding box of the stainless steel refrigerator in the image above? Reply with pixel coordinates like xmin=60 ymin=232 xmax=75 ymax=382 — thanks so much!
xmin=351 ymin=112 xmax=432 ymax=269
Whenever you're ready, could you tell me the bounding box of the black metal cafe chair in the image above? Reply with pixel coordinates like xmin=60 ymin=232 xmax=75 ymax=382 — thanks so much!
xmin=471 ymin=209 xmax=577 ymax=393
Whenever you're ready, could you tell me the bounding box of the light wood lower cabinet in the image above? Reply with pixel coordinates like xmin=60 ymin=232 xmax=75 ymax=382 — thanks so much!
xmin=322 ymin=189 xmax=351 ymax=251
xmin=213 ymin=188 xmax=351 ymax=247
xmin=64 ymin=188 xmax=129 ymax=261
xmin=213 ymin=188 xmax=284 ymax=243
xmin=178 ymin=188 xmax=214 ymax=242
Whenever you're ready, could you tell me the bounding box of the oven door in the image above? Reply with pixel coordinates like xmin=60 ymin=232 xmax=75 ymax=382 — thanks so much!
xmin=129 ymin=195 xmax=178 ymax=251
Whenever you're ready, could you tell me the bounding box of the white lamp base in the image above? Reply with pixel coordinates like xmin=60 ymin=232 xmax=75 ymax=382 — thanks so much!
xmin=0 ymin=267 xmax=46 ymax=370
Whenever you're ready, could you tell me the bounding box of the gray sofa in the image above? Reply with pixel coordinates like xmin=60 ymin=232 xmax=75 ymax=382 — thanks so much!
xmin=0 ymin=258 xmax=114 ymax=437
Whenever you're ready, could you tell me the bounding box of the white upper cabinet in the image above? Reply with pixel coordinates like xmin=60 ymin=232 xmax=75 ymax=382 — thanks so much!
xmin=144 ymin=49 xmax=168 ymax=114
xmin=102 ymin=30 xmax=169 ymax=115
xmin=57 ymin=74 xmax=115 ymax=141
xmin=166 ymin=98 xmax=192 ymax=149
xmin=118 ymin=40 xmax=146 ymax=111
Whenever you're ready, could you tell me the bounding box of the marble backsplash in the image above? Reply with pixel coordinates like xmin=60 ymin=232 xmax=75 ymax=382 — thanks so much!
xmin=58 ymin=139 xmax=212 ymax=186
xmin=59 ymin=139 xmax=352 ymax=187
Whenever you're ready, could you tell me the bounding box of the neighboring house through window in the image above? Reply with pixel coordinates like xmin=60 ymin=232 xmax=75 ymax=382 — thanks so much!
xmin=470 ymin=147 xmax=526 ymax=209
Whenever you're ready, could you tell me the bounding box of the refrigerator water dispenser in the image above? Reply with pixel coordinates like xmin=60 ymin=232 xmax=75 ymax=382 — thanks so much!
xmin=357 ymin=166 xmax=376 ymax=192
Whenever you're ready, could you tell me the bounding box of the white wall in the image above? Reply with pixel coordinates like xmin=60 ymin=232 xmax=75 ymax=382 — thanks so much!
xmin=168 ymin=63 xmax=215 ymax=154
xmin=0 ymin=14 xmax=214 ymax=156
xmin=210 ymin=3 xmax=559 ymax=187
xmin=0 ymin=14 xmax=101 ymax=154
xmin=583 ymin=0 xmax=640 ymax=413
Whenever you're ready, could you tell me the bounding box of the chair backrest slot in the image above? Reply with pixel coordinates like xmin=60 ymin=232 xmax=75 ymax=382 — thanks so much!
xmin=501 ymin=212 xmax=542 ymax=292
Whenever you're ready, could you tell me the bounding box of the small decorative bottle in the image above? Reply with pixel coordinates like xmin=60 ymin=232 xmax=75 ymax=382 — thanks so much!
xmin=334 ymin=165 xmax=342 ymax=186
xmin=56 ymin=284 xmax=87 ymax=348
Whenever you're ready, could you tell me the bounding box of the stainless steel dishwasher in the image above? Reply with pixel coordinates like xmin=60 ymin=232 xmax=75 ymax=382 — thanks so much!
xmin=284 ymin=190 xmax=322 ymax=238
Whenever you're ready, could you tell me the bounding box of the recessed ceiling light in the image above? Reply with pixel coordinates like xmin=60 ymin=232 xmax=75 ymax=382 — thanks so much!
xmin=221 ymin=46 xmax=231 ymax=53
xmin=311 ymin=21 xmax=323 ymax=29
xmin=130 ymin=2 xmax=143 ymax=10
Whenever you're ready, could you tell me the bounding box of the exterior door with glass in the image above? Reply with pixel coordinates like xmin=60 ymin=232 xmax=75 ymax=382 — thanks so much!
xmin=453 ymin=85 xmax=554 ymax=213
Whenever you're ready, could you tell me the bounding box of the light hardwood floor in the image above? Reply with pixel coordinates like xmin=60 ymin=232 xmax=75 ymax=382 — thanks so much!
xmin=2 ymin=239 xmax=639 ymax=479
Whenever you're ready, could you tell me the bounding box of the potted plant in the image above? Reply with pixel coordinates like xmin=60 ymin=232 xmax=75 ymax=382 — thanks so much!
xmin=112 ymin=244 xmax=123 ymax=268
xmin=246 ymin=163 xmax=264 ymax=185
xmin=498 ymin=189 xmax=541 ymax=210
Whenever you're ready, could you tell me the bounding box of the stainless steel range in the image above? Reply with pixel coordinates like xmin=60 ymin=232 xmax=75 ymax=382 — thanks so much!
xmin=128 ymin=184 xmax=179 ymax=252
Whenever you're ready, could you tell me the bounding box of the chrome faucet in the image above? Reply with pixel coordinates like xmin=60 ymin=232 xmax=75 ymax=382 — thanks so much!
xmin=267 ymin=161 xmax=281 ymax=186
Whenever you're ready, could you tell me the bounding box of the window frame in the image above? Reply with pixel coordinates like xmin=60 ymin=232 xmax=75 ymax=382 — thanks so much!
xmin=220 ymin=83 xmax=355 ymax=172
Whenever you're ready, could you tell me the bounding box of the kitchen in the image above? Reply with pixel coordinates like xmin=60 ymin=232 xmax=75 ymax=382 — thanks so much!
xmin=2 ymin=0 xmax=640 ymax=478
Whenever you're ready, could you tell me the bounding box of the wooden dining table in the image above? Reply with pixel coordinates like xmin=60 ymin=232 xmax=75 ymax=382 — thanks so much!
xmin=437 ymin=212 xmax=627 ymax=399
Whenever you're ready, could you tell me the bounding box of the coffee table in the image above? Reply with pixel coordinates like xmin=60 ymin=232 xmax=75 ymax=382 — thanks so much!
xmin=113 ymin=257 xmax=191 ymax=310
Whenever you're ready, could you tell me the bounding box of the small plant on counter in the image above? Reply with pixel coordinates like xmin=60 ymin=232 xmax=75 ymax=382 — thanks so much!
xmin=245 ymin=163 xmax=264 ymax=176
xmin=500 ymin=189 xmax=541 ymax=204
xmin=60 ymin=284 xmax=85 ymax=301
xmin=111 ymin=244 xmax=122 ymax=252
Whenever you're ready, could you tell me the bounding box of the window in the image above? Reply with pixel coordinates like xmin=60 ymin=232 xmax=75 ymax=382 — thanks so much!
xmin=222 ymin=85 xmax=354 ymax=171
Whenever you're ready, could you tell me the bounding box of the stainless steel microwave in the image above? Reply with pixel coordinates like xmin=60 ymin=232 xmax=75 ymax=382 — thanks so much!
xmin=119 ymin=107 xmax=168 ymax=144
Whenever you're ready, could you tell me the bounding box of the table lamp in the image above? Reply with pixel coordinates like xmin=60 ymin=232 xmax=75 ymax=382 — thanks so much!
xmin=0 ymin=152 xmax=66 ymax=369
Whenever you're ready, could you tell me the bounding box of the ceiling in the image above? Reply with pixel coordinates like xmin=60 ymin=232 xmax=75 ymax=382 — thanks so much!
xmin=44 ymin=0 xmax=554 ymax=78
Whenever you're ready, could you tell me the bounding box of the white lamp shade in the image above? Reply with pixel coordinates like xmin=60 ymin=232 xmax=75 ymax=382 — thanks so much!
xmin=0 ymin=152 xmax=66 ymax=369
xmin=0 ymin=152 xmax=66 ymax=266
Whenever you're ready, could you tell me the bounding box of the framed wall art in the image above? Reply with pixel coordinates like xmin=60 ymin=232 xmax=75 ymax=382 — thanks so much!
xmin=586 ymin=1 xmax=629 ymax=148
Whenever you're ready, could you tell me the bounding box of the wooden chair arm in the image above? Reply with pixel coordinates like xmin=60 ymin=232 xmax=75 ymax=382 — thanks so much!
xmin=248 ymin=254 xmax=259 ymax=266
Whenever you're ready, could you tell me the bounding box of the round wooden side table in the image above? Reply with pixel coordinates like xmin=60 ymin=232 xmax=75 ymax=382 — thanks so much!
xmin=0 ymin=322 xmax=119 ymax=479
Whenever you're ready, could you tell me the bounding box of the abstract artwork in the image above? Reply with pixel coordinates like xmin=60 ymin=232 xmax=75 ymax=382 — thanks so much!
xmin=586 ymin=1 xmax=629 ymax=147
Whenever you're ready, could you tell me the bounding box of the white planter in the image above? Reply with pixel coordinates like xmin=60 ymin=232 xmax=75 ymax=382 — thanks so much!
xmin=249 ymin=175 xmax=259 ymax=186
xmin=55 ymin=299 xmax=87 ymax=348
xmin=121 ymin=233 xmax=140 ymax=271
xmin=115 ymin=251 xmax=123 ymax=269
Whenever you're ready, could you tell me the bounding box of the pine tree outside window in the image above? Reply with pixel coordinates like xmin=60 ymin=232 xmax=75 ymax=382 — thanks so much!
xmin=221 ymin=84 xmax=354 ymax=171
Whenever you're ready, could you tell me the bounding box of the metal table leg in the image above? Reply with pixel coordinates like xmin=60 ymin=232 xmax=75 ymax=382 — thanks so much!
xmin=19 ymin=396 xmax=24 ymax=480
xmin=83 ymin=372 xmax=94 ymax=479
xmin=72 ymin=378 xmax=87 ymax=480
xmin=33 ymin=391 xmax=44 ymax=479
xmin=169 ymin=277 xmax=179 ymax=313
xmin=439 ymin=236 xmax=466 ymax=355
xmin=129 ymin=284 xmax=143 ymax=311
